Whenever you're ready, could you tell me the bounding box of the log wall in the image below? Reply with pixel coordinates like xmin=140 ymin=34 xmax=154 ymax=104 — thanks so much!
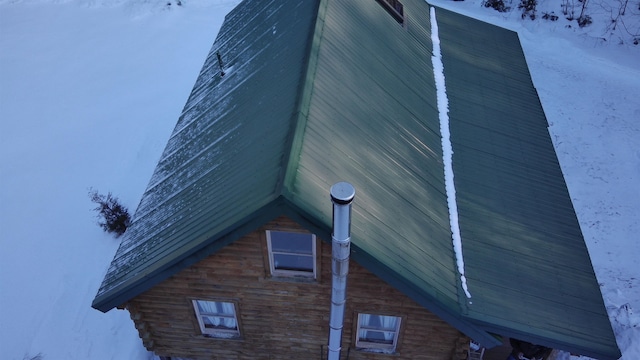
xmin=127 ymin=216 xmax=469 ymax=360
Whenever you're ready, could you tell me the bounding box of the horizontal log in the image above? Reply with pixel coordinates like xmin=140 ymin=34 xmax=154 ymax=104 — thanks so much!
xmin=128 ymin=216 xmax=466 ymax=359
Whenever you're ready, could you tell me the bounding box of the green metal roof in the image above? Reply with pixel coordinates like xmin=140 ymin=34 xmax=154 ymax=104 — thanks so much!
xmin=92 ymin=0 xmax=320 ymax=313
xmin=435 ymin=8 xmax=618 ymax=358
xmin=92 ymin=1 xmax=619 ymax=359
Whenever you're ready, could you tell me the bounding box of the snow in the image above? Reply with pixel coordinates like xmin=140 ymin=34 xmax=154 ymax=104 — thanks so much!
xmin=429 ymin=6 xmax=472 ymax=300
xmin=0 ymin=0 xmax=637 ymax=359
xmin=0 ymin=1 xmax=240 ymax=359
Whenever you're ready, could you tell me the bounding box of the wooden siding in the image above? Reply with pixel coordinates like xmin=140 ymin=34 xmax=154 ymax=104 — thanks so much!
xmin=127 ymin=217 xmax=468 ymax=360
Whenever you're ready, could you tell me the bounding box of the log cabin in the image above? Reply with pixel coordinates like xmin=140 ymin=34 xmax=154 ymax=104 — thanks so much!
xmin=92 ymin=0 xmax=621 ymax=359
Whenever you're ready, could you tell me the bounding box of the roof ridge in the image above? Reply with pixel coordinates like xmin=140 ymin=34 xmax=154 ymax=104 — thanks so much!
xmin=280 ymin=0 xmax=327 ymax=198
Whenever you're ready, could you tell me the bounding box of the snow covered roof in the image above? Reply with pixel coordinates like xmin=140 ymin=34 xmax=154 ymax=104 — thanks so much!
xmin=92 ymin=0 xmax=620 ymax=358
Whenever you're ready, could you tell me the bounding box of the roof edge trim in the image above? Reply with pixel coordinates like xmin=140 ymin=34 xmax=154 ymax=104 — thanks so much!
xmin=91 ymin=197 xmax=292 ymax=313
xmin=349 ymin=245 xmax=501 ymax=348
xmin=469 ymin=318 xmax=621 ymax=360
xmin=281 ymin=0 xmax=327 ymax=191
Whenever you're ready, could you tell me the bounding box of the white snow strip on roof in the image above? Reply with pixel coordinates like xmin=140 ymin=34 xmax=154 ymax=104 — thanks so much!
xmin=429 ymin=6 xmax=472 ymax=299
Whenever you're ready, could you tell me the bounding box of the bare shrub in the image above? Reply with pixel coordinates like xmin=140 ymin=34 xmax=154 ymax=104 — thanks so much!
xmin=519 ymin=0 xmax=538 ymax=19
xmin=89 ymin=189 xmax=131 ymax=237
xmin=483 ymin=0 xmax=511 ymax=12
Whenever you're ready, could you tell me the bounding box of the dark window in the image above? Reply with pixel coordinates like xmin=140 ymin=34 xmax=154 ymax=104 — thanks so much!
xmin=376 ymin=0 xmax=404 ymax=24
xmin=356 ymin=313 xmax=402 ymax=352
xmin=266 ymin=230 xmax=316 ymax=278
xmin=192 ymin=300 xmax=240 ymax=338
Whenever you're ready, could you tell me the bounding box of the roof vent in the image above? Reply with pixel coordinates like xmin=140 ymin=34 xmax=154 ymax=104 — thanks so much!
xmin=216 ymin=51 xmax=225 ymax=77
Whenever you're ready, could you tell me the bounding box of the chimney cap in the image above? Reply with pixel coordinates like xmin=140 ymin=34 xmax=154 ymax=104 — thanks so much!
xmin=330 ymin=182 xmax=355 ymax=205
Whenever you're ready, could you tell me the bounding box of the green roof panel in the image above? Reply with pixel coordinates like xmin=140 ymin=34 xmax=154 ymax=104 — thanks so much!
xmin=288 ymin=0 xmax=459 ymax=311
xmin=435 ymin=7 xmax=619 ymax=359
xmin=92 ymin=0 xmax=321 ymax=311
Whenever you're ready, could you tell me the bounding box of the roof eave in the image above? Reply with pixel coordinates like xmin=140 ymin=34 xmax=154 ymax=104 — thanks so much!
xmin=92 ymin=197 xmax=292 ymax=313
xmin=470 ymin=318 xmax=621 ymax=360
xmin=348 ymin=246 xmax=502 ymax=349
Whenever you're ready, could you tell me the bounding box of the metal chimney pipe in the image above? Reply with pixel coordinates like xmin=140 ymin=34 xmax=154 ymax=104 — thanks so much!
xmin=328 ymin=182 xmax=355 ymax=360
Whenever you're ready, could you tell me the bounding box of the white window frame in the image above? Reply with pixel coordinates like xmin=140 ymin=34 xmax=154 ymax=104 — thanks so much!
xmin=266 ymin=230 xmax=317 ymax=279
xmin=192 ymin=299 xmax=240 ymax=338
xmin=355 ymin=313 xmax=402 ymax=352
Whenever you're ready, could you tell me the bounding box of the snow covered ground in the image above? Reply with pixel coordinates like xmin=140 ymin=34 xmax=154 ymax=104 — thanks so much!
xmin=0 ymin=0 xmax=637 ymax=359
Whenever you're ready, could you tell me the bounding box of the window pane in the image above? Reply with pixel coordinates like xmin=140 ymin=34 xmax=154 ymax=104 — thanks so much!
xmin=376 ymin=0 xmax=404 ymax=23
xmin=196 ymin=300 xmax=218 ymax=315
xmin=270 ymin=231 xmax=313 ymax=254
xmin=196 ymin=300 xmax=235 ymax=316
xmin=194 ymin=300 xmax=239 ymax=334
xmin=386 ymin=0 xmax=404 ymax=15
xmin=203 ymin=315 xmax=237 ymax=330
xmin=357 ymin=313 xmax=401 ymax=349
xmin=360 ymin=314 xmax=399 ymax=331
xmin=359 ymin=330 xmax=395 ymax=344
xmin=273 ymin=253 xmax=314 ymax=271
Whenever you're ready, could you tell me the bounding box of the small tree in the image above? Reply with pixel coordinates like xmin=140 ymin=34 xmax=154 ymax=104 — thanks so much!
xmin=483 ymin=0 xmax=511 ymax=12
xmin=577 ymin=0 xmax=592 ymax=27
xmin=577 ymin=13 xmax=593 ymax=27
xmin=89 ymin=189 xmax=131 ymax=237
xmin=562 ymin=0 xmax=577 ymax=19
xmin=519 ymin=0 xmax=538 ymax=19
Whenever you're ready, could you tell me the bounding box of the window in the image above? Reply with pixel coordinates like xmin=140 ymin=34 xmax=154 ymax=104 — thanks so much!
xmin=192 ymin=300 xmax=240 ymax=338
xmin=375 ymin=0 xmax=404 ymax=24
xmin=266 ymin=230 xmax=316 ymax=278
xmin=356 ymin=313 xmax=402 ymax=352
